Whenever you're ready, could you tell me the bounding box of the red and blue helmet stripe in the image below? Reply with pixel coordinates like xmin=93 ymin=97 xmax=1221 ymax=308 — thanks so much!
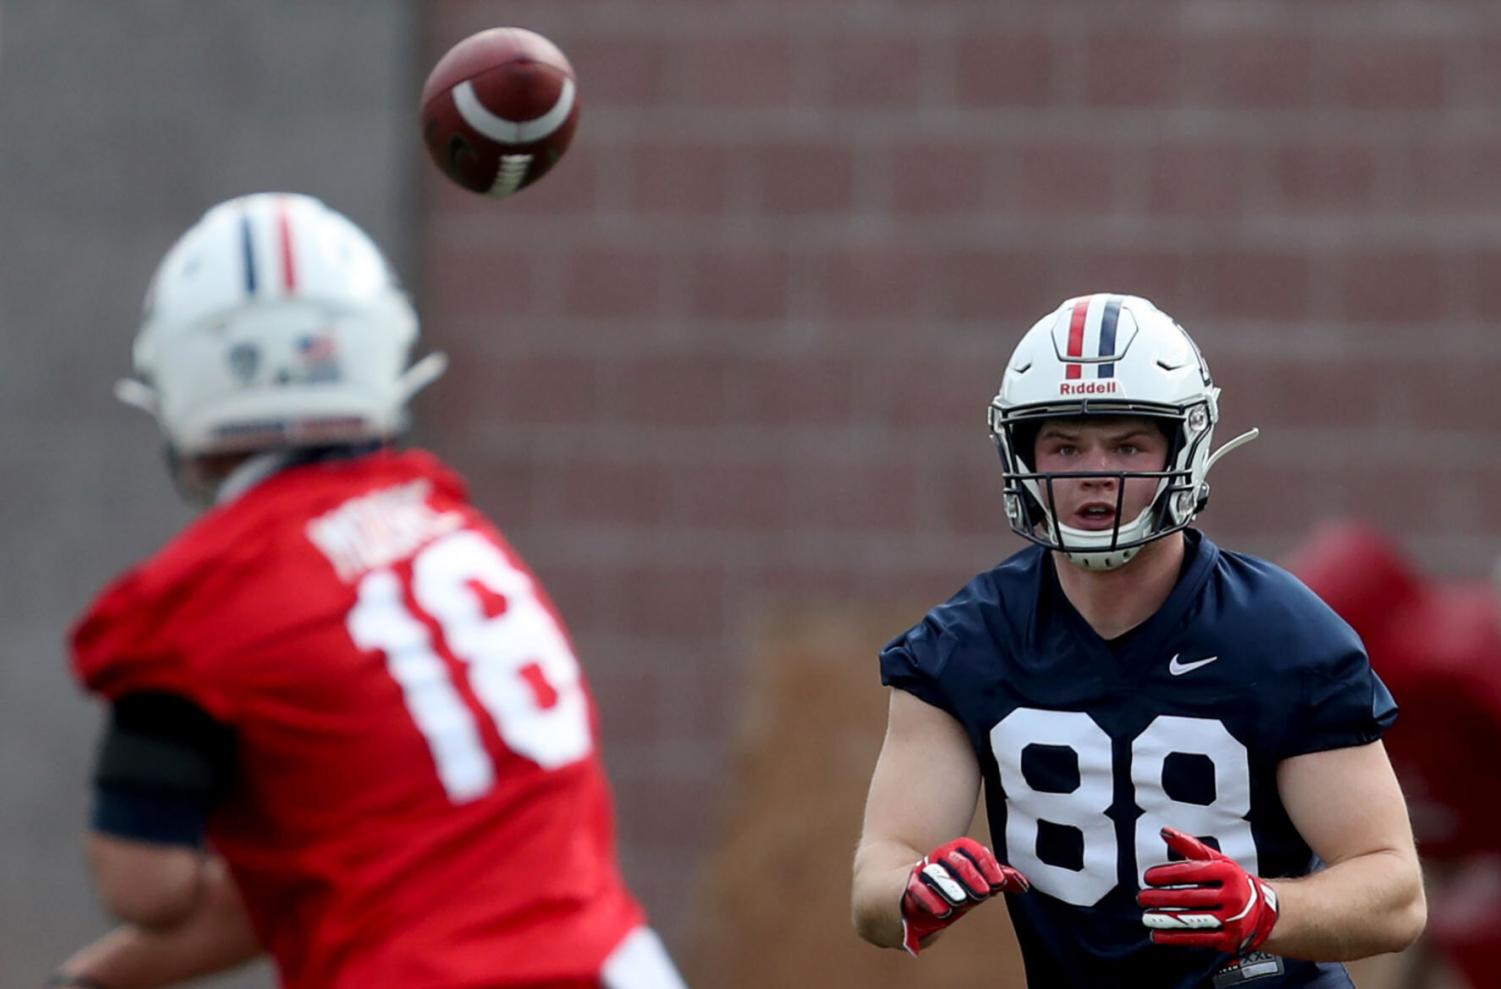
xmin=1063 ymin=294 xmax=1124 ymax=379
xmin=238 ymin=197 xmax=299 ymax=296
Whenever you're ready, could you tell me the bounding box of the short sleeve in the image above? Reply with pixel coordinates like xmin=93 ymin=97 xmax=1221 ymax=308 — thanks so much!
xmin=70 ymin=567 xmax=237 ymax=722
xmin=1284 ymin=644 xmax=1398 ymax=759
xmin=878 ymin=617 xmax=952 ymax=712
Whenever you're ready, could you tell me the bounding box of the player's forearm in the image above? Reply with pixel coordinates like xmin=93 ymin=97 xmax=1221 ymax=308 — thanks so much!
xmin=851 ymin=839 xmax=920 ymax=948
xmin=1262 ymin=849 xmax=1426 ymax=961
xmin=55 ymin=921 xmax=260 ymax=989
xmin=58 ymin=863 xmax=262 ymax=989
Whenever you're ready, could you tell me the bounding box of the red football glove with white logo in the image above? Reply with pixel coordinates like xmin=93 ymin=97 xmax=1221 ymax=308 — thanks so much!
xmin=900 ymin=837 xmax=1029 ymax=956
xmin=1139 ymin=827 xmax=1280 ymax=955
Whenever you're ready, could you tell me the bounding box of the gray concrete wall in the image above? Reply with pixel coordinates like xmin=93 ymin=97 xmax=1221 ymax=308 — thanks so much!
xmin=0 ymin=4 xmax=418 ymax=985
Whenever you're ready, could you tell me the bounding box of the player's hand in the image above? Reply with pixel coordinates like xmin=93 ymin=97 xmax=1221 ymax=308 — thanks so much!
xmin=1139 ymin=827 xmax=1280 ymax=955
xmin=900 ymin=837 xmax=1029 ymax=956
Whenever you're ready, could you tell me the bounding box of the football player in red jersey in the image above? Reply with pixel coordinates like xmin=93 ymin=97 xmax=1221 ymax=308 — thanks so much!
xmin=47 ymin=193 xmax=688 ymax=989
xmin=1288 ymin=522 xmax=1501 ymax=989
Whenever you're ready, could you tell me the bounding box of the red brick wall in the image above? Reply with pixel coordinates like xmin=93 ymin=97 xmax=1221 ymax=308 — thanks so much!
xmin=419 ymin=0 xmax=1501 ymax=948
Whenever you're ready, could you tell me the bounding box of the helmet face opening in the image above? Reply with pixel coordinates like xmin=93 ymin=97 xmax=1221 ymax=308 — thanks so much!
xmin=988 ymin=294 xmax=1224 ymax=570
xmin=999 ymin=462 xmax=1198 ymax=557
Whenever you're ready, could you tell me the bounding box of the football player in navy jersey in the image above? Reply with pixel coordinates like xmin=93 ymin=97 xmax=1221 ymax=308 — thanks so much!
xmin=851 ymin=294 xmax=1426 ymax=988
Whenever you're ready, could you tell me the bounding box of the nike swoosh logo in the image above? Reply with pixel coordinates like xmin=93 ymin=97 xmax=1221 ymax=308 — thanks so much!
xmin=1168 ymin=653 xmax=1219 ymax=676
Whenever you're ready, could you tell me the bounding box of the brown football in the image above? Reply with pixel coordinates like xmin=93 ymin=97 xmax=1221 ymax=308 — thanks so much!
xmin=420 ymin=27 xmax=580 ymax=198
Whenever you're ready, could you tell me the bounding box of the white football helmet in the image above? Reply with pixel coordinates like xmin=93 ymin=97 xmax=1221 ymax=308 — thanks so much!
xmin=117 ymin=192 xmax=445 ymax=457
xmin=987 ymin=293 xmax=1258 ymax=570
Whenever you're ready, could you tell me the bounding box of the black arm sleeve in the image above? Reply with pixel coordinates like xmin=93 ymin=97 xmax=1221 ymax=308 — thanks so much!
xmin=91 ymin=691 xmax=237 ymax=847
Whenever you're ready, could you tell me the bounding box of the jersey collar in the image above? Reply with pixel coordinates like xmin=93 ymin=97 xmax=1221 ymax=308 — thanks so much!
xmin=215 ymin=451 xmax=298 ymax=505
xmin=1046 ymin=529 xmax=1221 ymax=664
xmin=213 ymin=442 xmax=392 ymax=506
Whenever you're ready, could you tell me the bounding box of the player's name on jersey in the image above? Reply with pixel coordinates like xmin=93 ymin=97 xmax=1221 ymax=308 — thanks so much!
xmin=306 ymin=479 xmax=465 ymax=581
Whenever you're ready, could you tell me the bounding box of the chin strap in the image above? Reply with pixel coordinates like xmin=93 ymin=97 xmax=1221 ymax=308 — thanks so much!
xmin=1206 ymin=427 xmax=1260 ymax=473
xmin=1063 ymin=546 xmax=1140 ymax=571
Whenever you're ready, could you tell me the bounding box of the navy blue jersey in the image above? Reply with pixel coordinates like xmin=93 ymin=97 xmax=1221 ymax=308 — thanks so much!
xmin=880 ymin=530 xmax=1396 ymax=989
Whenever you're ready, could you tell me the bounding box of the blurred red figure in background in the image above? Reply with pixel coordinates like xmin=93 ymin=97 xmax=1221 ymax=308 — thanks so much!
xmin=1287 ymin=522 xmax=1501 ymax=989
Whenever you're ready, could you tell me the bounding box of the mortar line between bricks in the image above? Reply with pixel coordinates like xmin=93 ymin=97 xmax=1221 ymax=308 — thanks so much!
xmin=449 ymin=421 xmax=1498 ymax=464
xmin=530 ymin=109 xmax=1501 ymax=145
xmin=432 ymin=214 xmax=1501 ymax=252
xmin=436 ymin=320 xmax=1501 ymax=362
xmin=450 ymin=3 xmax=1497 ymax=38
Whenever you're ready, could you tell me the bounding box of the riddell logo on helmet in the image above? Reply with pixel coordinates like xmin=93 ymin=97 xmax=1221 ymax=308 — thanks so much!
xmin=1059 ymin=380 xmax=1118 ymax=395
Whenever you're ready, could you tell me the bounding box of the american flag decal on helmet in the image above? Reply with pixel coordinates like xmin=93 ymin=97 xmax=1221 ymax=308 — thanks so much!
xmin=1063 ymin=294 xmax=1124 ymax=380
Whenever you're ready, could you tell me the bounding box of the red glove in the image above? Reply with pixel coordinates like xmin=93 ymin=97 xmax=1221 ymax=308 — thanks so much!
xmin=1139 ymin=827 xmax=1280 ymax=955
xmin=900 ymin=837 xmax=1029 ymax=956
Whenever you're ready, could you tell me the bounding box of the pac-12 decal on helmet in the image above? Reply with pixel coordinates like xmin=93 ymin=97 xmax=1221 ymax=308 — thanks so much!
xmin=988 ymin=294 xmax=1260 ymax=571
xmin=116 ymin=193 xmax=447 ymax=457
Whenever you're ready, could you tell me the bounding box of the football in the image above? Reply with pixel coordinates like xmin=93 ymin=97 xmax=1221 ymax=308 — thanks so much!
xmin=420 ymin=27 xmax=580 ymax=198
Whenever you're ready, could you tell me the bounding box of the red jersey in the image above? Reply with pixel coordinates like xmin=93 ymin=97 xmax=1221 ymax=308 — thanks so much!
xmin=1287 ymin=521 xmax=1501 ymax=861
xmin=72 ymin=450 xmax=644 ymax=988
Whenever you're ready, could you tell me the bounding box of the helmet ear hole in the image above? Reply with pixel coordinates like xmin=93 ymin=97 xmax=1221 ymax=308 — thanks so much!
xmin=1003 ymin=492 xmax=1023 ymax=527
